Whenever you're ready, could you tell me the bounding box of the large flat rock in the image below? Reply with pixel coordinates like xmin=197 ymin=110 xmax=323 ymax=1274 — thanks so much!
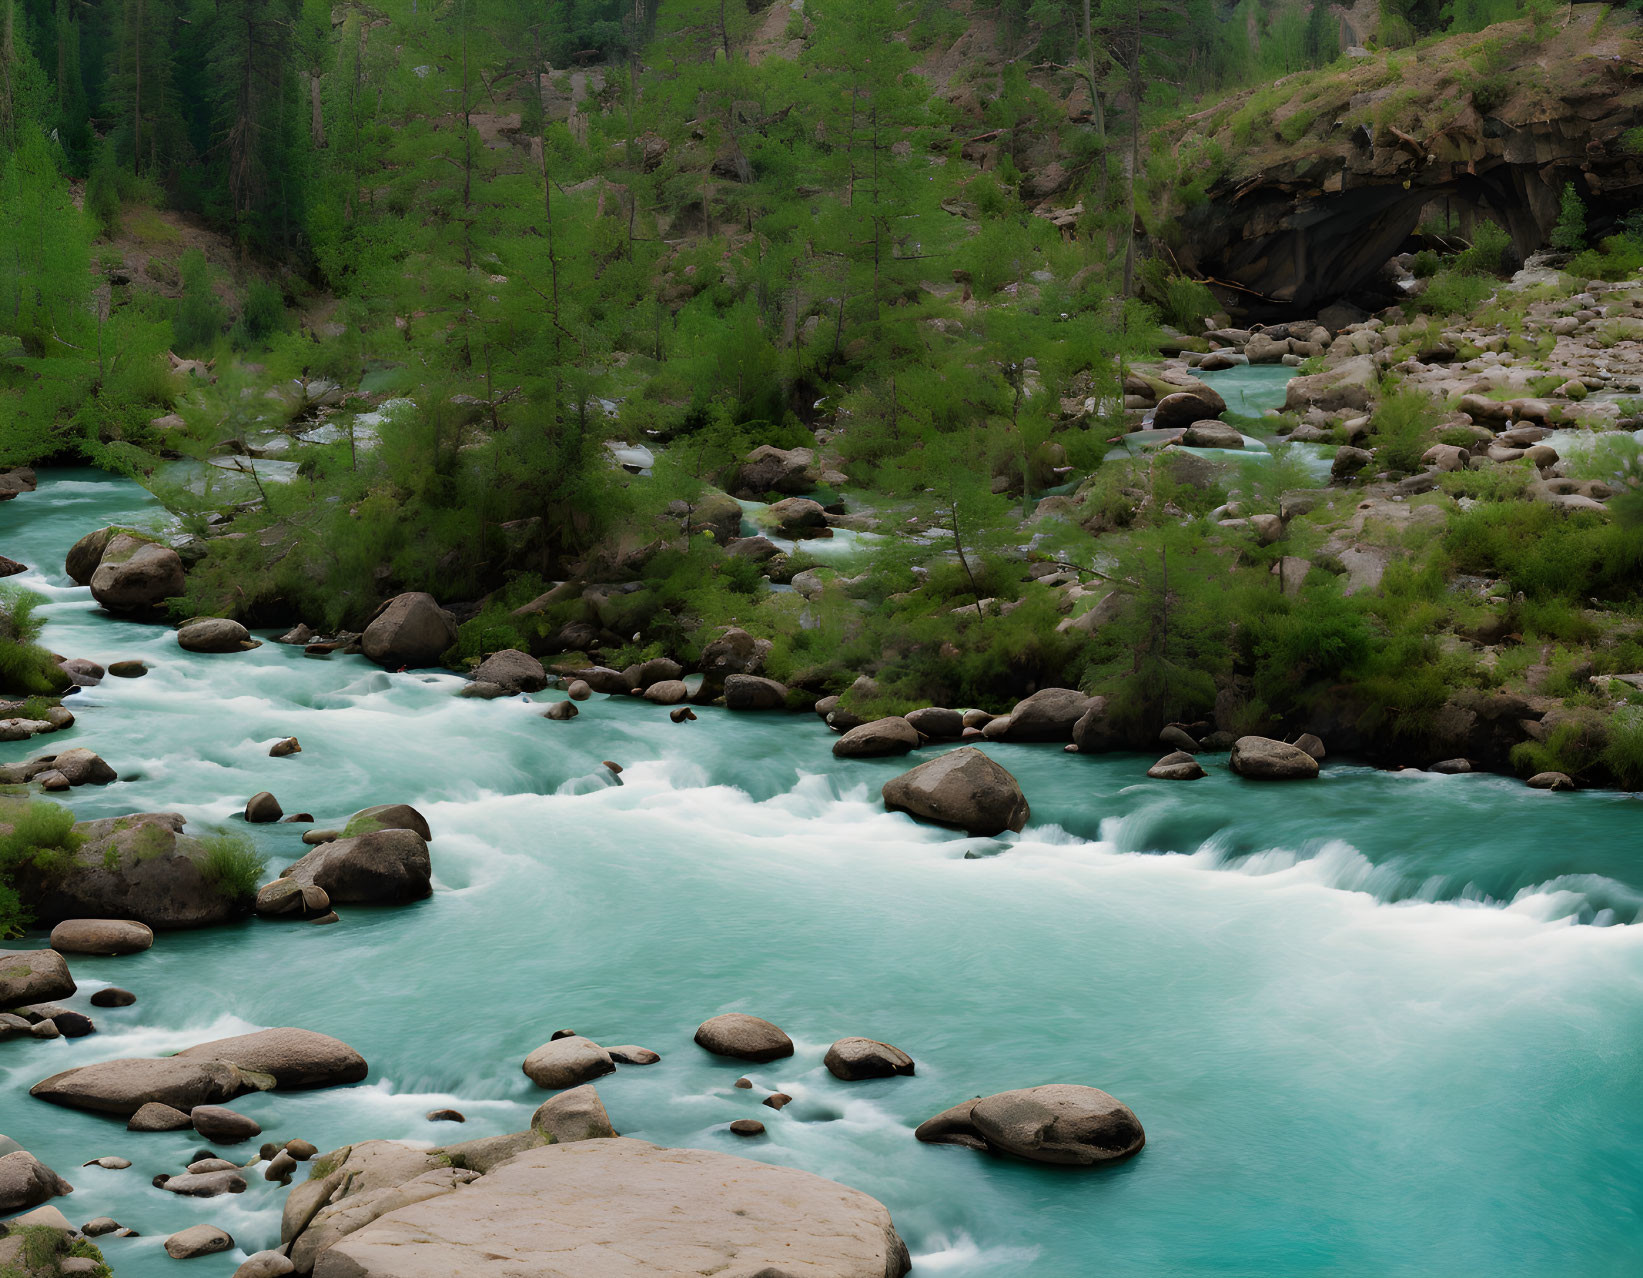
xmin=309 ymin=1138 xmax=910 ymax=1278
xmin=30 ymin=1056 xmax=261 ymax=1116
xmin=177 ymin=1028 xmax=368 ymax=1089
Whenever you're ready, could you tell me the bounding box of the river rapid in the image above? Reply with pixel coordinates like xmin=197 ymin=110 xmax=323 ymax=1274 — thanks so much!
xmin=2 ymin=469 xmax=1642 ymax=1277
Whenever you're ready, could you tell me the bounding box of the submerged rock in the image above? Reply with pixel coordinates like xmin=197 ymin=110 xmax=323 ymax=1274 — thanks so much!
xmin=1230 ymin=736 xmax=1319 ymax=780
xmin=694 ymin=1013 xmax=793 ymax=1063
xmin=293 ymin=1138 xmax=911 ymax=1278
xmin=881 ymin=747 xmax=1029 ymax=837
xmin=916 ymin=1084 xmax=1144 ymax=1166
xmin=824 ymin=1038 xmax=915 ymax=1080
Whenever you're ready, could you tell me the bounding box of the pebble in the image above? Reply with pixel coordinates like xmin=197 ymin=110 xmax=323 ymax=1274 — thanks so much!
xmin=729 ymin=1119 xmax=766 ymax=1137
xmin=426 ymin=1109 xmax=466 ymax=1123
xmin=81 ymin=1156 xmax=131 ymax=1170
xmin=763 ymin=1093 xmax=793 ymax=1111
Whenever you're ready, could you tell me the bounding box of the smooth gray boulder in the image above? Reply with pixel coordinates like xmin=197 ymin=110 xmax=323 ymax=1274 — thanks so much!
xmin=302 ymin=1138 xmax=910 ymax=1278
xmin=160 ymin=1168 xmax=248 ymax=1196
xmin=285 ymin=829 xmax=432 ymax=905
xmin=178 ymin=1027 xmax=369 ymax=1089
xmin=0 ymin=950 xmax=75 ymax=1010
xmin=31 ymin=1056 xmax=261 ymax=1116
xmin=722 ymin=674 xmax=788 ymax=710
xmin=521 ymin=1036 xmax=614 ymax=1090
xmin=65 ymin=527 xmax=115 ymax=585
xmin=530 ymin=1085 xmax=617 ymax=1144
xmin=641 ymin=679 xmax=689 ymax=705
xmin=1230 ymin=736 xmax=1320 ymax=780
xmin=1000 ymin=687 xmax=1098 ymax=742
xmin=37 ymin=748 xmax=115 ymax=786
xmin=734 ymin=444 xmax=814 ymax=495
xmin=1181 ymin=420 xmax=1245 ymax=449
xmin=361 ymin=593 xmax=457 ymax=669
xmin=89 ymin=533 xmax=185 ymax=614
xmin=904 ymin=707 xmax=964 ymax=740
xmin=345 ymin=804 xmax=432 ymax=840
xmin=127 ymin=1101 xmax=192 ymax=1131
xmin=165 ymin=1224 xmax=235 ymax=1259
xmin=235 ymin=1251 xmax=297 ymax=1278
xmin=915 ymin=1084 xmax=1145 ymax=1166
xmin=191 ymin=1106 xmax=262 ymax=1143
xmin=48 ymin=918 xmax=154 ymax=955
xmin=178 ymin=618 xmax=252 ymax=653
xmin=824 ymin=1038 xmax=915 ymax=1081
xmin=832 ymin=716 xmax=919 ymax=758
xmin=694 ymin=1013 xmax=793 ymax=1063
xmin=0 ymin=1150 xmax=73 ymax=1215
xmin=1147 ymin=751 xmax=1206 ymax=780
xmin=246 ymin=791 xmax=284 ymax=823
xmin=881 ymin=747 xmax=1029 ymax=837
xmin=470 ymin=650 xmax=547 ymax=695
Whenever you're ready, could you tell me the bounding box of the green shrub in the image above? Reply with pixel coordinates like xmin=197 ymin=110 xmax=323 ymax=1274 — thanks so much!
xmin=1602 ymin=707 xmax=1643 ymax=790
xmin=1566 ymin=235 xmax=1643 ymax=283
xmin=0 ymin=800 xmax=84 ymax=934
xmin=1368 ymin=386 xmax=1439 ymax=473
xmin=1551 ymin=183 xmax=1587 ymax=253
xmin=1417 ymin=270 xmax=1492 ymax=318
xmin=0 ymin=587 xmax=71 ymax=697
xmin=231 ymin=280 xmax=288 ymax=350
xmin=173 ymin=250 xmax=227 ymax=356
xmin=1454 ymin=220 xmax=1511 ymax=276
xmin=198 ymin=831 xmax=267 ymax=906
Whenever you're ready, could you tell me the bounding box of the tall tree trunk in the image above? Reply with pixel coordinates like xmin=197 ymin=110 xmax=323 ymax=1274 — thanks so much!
xmin=132 ymin=0 xmax=144 ymax=176
xmin=1080 ymin=0 xmax=1107 ymax=204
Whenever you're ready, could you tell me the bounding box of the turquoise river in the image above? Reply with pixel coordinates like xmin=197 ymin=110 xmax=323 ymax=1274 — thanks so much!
xmin=2 ymin=466 xmax=1642 ymax=1277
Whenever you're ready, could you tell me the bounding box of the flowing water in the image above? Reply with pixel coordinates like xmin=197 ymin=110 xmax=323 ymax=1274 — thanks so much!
xmin=3 ymin=472 xmax=1643 ymax=1277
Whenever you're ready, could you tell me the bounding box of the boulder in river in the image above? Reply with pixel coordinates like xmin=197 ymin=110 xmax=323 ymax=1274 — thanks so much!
xmin=1152 ymin=387 xmax=1228 ymax=431
xmin=255 ymin=877 xmax=331 ymax=919
xmin=65 ymin=527 xmax=116 ymax=585
xmin=734 ymin=444 xmax=815 ymax=496
xmin=694 ymin=1013 xmax=793 ymax=1063
xmin=192 ymin=1106 xmax=262 ymax=1143
xmin=904 ymin=707 xmax=964 ymax=740
xmin=1230 ymin=736 xmax=1320 ymax=780
xmin=641 ymin=679 xmax=688 ymax=705
xmin=107 ymin=660 xmax=147 ymax=678
xmin=270 ymin=737 xmax=301 ymax=757
xmin=49 ymin=919 xmax=153 ymax=956
xmin=161 ymin=1168 xmax=249 ymax=1196
xmin=10 ymin=811 xmax=252 ymax=929
xmin=89 ymin=533 xmax=185 ymax=614
xmin=824 ymin=1038 xmax=915 ymax=1081
xmin=285 ymin=828 xmax=432 ymax=905
xmin=916 ymin=1084 xmax=1145 ymax=1166
xmin=1527 ymin=771 xmax=1574 ymax=791
xmin=245 ymin=791 xmax=284 ymax=823
xmin=31 ymin=1056 xmax=264 ymax=1117
xmin=346 ymin=804 xmax=432 ymax=840
xmin=1147 ymin=751 xmax=1206 ymax=781
xmin=522 ymin=1036 xmax=615 ymax=1090
xmin=178 ymin=1028 xmax=368 ymax=1089
xmin=289 ymin=1138 xmax=911 ymax=1278
xmin=699 ymin=628 xmax=773 ymax=680
xmin=0 ymin=1150 xmax=73 ymax=1215
xmin=165 ymin=1224 xmax=235 ymax=1259
xmin=36 ymin=747 xmax=115 ymax=786
xmin=1181 ymin=420 xmax=1245 ymax=449
xmin=178 ymin=618 xmax=253 ymax=653
xmin=832 ymin=716 xmax=919 ymax=758
xmin=127 ymin=1101 xmax=193 ymax=1131
xmin=531 ymin=1084 xmax=617 ymax=1144
xmin=1000 ymin=687 xmax=1099 ymax=742
xmin=90 ymin=987 xmax=136 ymax=1008
xmin=470 ymin=650 xmax=547 ymax=695
xmin=235 ymin=1252 xmax=297 ymax=1278
xmin=763 ymin=496 xmax=830 ymax=539
xmin=881 ymin=747 xmax=1029 ymax=837
xmin=361 ymin=593 xmax=457 ymax=670
xmin=723 ymin=674 xmax=788 ymax=710
xmin=542 ymin=700 xmax=579 ymax=720
xmin=0 ymin=950 xmax=76 ymax=1010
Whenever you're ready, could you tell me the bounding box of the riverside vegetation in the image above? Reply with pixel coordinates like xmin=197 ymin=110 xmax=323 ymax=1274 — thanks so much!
xmin=3 ymin=1 xmax=1643 ymax=1273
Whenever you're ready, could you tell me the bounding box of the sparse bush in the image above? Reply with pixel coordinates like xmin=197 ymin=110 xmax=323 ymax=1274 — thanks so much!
xmin=1368 ymin=386 xmax=1440 ymax=473
xmin=1552 ymin=183 xmax=1588 ymax=253
xmin=199 ymin=831 xmax=267 ymax=906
